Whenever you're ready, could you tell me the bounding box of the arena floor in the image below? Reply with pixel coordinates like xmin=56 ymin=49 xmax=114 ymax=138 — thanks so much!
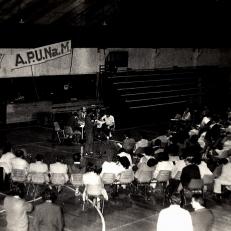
xmin=0 ymin=125 xmax=231 ymax=231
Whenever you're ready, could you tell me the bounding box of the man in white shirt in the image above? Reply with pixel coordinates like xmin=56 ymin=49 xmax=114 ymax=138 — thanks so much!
xmin=101 ymin=111 xmax=115 ymax=139
xmin=28 ymin=154 xmax=49 ymax=183
xmin=11 ymin=149 xmax=29 ymax=174
xmin=50 ymin=156 xmax=69 ymax=184
xmin=213 ymin=158 xmax=231 ymax=194
xmin=0 ymin=144 xmax=16 ymax=174
xmin=117 ymin=150 xmax=132 ymax=166
xmin=157 ymin=193 xmax=193 ymax=231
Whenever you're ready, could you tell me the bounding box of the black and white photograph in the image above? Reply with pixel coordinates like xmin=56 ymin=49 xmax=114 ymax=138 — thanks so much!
xmin=0 ymin=1 xmax=231 ymax=231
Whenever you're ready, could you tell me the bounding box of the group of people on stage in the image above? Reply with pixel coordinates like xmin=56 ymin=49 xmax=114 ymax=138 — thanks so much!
xmin=62 ymin=106 xmax=115 ymax=153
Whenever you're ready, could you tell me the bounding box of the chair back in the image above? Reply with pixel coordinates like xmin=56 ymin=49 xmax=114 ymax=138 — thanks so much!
xmin=86 ymin=184 xmax=102 ymax=196
xmin=11 ymin=169 xmax=27 ymax=182
xmin=203 ymin=174 xmax=214 ymax=185
xmin=156 ymin=170 xmax=171 ymax=182
xmin=119 ymin=170 xmax=134 ymax=184
xmin=70 ymin=173 xmax=83 ymax=186
xmin=50 ymin=173 xmax=66 ymax=185
xmin=188 ymin=179 xmax=203 ymax=190
xmin=102 ymin=173 xmax=116 ymax=184
xmin=31 ymin=172 xmax=46 ymax=184
xmin=175 ymin=171 xmax=182 ymax=181
xmin=54 ymin=122 xmax=61 ymax=132
xmin=137 ymin=170 xmax=153 ymax=183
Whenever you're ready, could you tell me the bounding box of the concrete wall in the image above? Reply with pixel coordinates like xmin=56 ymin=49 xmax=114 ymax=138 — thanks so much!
xmin=0 ymin=48 xmax=231 ymax=78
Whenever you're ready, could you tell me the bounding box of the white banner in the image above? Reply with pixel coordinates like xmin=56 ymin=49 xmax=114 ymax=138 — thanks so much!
xmin=12 ymin=40 xmax=71 ymax=69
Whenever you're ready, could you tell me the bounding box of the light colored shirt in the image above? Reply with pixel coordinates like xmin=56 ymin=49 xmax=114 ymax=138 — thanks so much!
xmin=83 ymin=171 xmax=102 ymax=185
xmin=11 ymin=157 xmax=29 ymax=173
xmin=4 ymin=196 xmax=33 ymax=231
xmin=100 ymin=161 xmax=126 ymax=178
xmin=101 ymin=115 xmax=115 ymax=127
xmin=198 ymin=161 xmax=212 ymax=178
xmin=49 ymin=162 xmax=68 ymax=182
xmin=171 ymin=159 xmax=186 ymax=179
xmin=153 ymin=161 xmax=174 ymax=179
xmin=0 ymin=152 xmax=16 ymax=174
xmin=157 ymin=205 xmax=193 ymax=231
xmin=29 ymin=161 xmax=48 ymax=173
xmin=134 ymin=139 xmax=149 ymax=151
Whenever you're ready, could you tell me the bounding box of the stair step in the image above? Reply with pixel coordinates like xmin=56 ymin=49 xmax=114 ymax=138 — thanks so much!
xmin=112 ymin=77 xmax=196 ymax=85
xmin=117 ymin=83 xmax=196 ymax=91
xmin=125 ymin=93 xmax=200 ymax=103
xmin=129 ymin=100 xmax=187 ymax=110
xmin=108 ymin=72 xmax=195 ymax=79
xmin=121 ymin=88 xmax=199 ymax=97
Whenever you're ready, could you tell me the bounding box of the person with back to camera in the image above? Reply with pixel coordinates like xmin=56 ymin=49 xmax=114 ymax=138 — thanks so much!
xmin=3 ymin=183 xmax=33 ymax=231
xmin=33 ymin=187 xmax=63 ymax=231
xmin=157 ymin=192 xmax=193 ymax=231
xmin=191 ymin=193 xmax=214 ymax=231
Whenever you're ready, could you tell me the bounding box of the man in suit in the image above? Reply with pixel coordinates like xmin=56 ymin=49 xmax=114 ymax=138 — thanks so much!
xmin=33 ymin=188 xmax=63 ymax=231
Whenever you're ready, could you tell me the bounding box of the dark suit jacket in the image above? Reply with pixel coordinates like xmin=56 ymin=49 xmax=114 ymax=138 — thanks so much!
xmin=33 ymin=202 xmax=63 ymax=231
xmin=181 ymin=164 xmax=201 ymax=187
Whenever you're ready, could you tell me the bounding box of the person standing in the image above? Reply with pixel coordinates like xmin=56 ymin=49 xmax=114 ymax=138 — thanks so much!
xmin=33 ymin=188 xmax=63 ymax=231
xmin=84 ymin=109 xmax=95 ymax=155
xmin=157 ymin=193 xmax=193 ymax=231
xmin=3 ymin=183 xmax=33 ymax=231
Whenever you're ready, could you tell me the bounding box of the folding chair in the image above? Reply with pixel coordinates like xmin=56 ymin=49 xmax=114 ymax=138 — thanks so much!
xmin=102 ymin=173 xmax=116 ymax=185
xmin=116 ymin=170 xmax=134 ymax=197
xmin=50 ymin=173 xmax=67 ymax=193
xmin=102 ymin=173 xmax=116 ymax=199
xmin=70 ymin=173 xmax=84 ymax=196
xmin=83 ymin=184 xmax=105 ymax=213
xmin=53 ymin=121 xmax=65 ymax=144
xmin=27 ymin=172 xmax=47 ymax=199
xmin=202 ymin=174 xmax=214 ymax=193
xmin=11 ymin=169 xmax=27 ymax=183
xmin=136 ymin=170 xmax=153 ymax=200
xmin=154 ymin=170 xmax=171 ymax=206
xmin=174 ymin=171 xmax=182 ymax=181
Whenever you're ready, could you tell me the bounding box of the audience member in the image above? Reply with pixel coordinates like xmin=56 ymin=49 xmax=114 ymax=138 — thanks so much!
xmin=153 ymin=152 xmax=174 ymax=179
xmin=191 ymin=194 xmax=214 ymax=231
xmin=50 ymin=155 xmax=69 ymax=184
xmin=3 ymin=183 xmax=33 ymax=231
xmin=11 ymin=149 xmax=29 ymax=175
xmin=213 ymin=157 xmax=231 ymax=196
xmin=156 ymin=193 xmax=193 ymax=231
xmin=28 ymin=154 xmax=49 ymax=183
xmin=33 ymin=188 xmax=63 ymax=231
xmin=180 ymin=157 xmax=201 ymax=188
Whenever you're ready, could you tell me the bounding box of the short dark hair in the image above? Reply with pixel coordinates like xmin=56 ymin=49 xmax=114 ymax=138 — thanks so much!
xmin=192 ymin=193 xmax=204 ymax=206
xmin=147 ymin=158 xmax=157 ymax=167
xmin=42 ymin=188 xmax=57 ymax=203
xmin=72 ymin=153 xmax=81 ymax=162
xmin=15 ymin=149 xmax=24 ymax=158
xmin=170 ymin=192 xmax=181 ymax=205
xmin=9 ymin=183 xmax=26 ymax=198
xmin=119 ymin=156 xmax=130 ymax=169
xmin=35 ymin=154 xmax=44 ymax=162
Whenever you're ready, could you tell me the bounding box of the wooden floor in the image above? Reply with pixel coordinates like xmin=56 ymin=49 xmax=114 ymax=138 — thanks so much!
xmin=0 ymin=125 xmax=231 ymax=231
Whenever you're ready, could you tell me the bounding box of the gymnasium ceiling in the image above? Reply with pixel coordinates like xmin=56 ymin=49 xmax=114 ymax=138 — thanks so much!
xmin=0 ymin=0 xmax=230 ymax=47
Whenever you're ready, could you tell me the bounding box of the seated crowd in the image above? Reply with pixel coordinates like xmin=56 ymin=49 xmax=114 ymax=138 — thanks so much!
xmin=0 ymin=105 xmax=231 ymax=230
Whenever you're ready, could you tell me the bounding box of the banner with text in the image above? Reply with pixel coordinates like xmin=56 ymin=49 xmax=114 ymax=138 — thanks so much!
xmin=12 ymin=40 xmax=71 ymax=69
